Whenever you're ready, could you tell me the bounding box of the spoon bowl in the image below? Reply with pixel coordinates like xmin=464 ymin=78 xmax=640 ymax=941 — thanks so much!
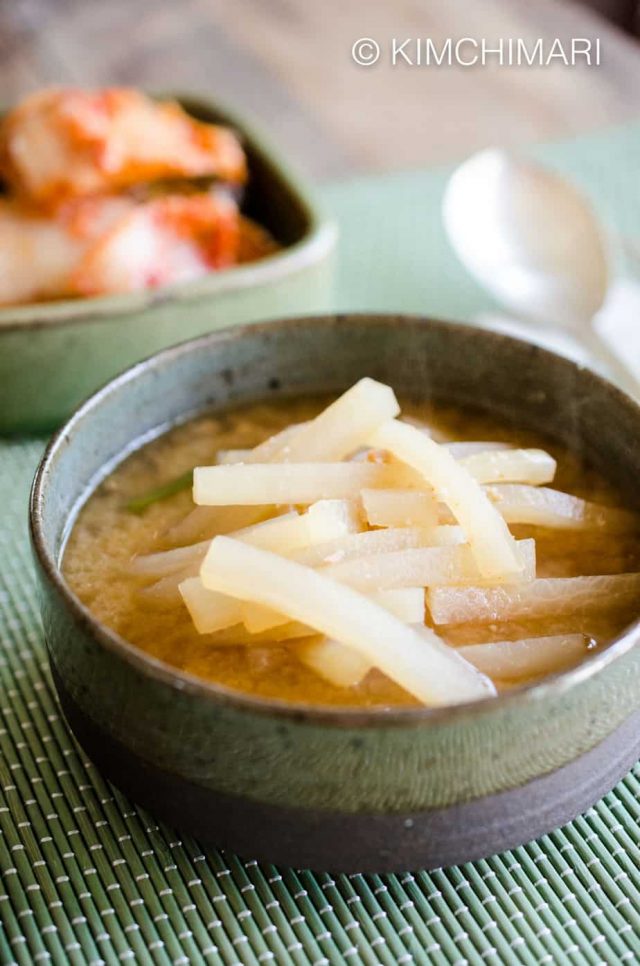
xmin=443 ymin=149 xmax=640 ymax=398
xmin=442 ymin=148 xmax=610 ymax=329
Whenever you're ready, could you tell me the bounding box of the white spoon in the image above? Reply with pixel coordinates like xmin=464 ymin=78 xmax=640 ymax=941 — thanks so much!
xmin=442 ymin=148 xmax=640 ymax=397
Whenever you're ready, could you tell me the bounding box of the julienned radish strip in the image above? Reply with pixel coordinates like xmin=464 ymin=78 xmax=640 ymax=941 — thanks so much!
xmin=179 ymin=577 xmax=244 ymax=634
xmin=485 ymin=484 xmax=639 ymax=532
xmin=457 ymin=448 xmax=557 ymax=486
xmin=427 ymin=573 xmax=640 ymax=625
xmin=241 ymin=536 xmax=534 ymax=635
xmin=297 ymin=638 xmax=373 ymax=688
xmin=193 ymin=462 xmax=409 ymax=506
xmin=370 ymin=419 xmax=523 ymax=580
xmin=164 ymin=378 xmax=397 ymax=538
xmin=242 ymin=583 xmax=426 ymax=635
xmin=361 ymin=488 xmax=438 ymax=528
xmin=135 ymin=500 xmax=360 ymax=580
xmin=278 ymin=377 xmax=400 ymax=462
xmin=163 ymin=504 xmax=271 ymax=548
xmin=222 ymin=378 xmax=399 ymax=465
xmin=290 ymin=526 xmax=439 ymax=568
xmin=458 ymin=634 xmax=592 ymax=680
xmin=446 ymin=441 xmax=513 ymax=457
xmin=322 ymin=538 xmax=536 ymax=592
xmin=218 ymin=377 xmax=398 ymax=465
xmin=181 ymin=579 xmax=424 ymax=637
xmin=134 ymin=510 xmax=307 ymax=578
xmin=200 ymin=536 xmax=495 ymax=705
xmin=303 ymin=631 xmax=591 ymax=690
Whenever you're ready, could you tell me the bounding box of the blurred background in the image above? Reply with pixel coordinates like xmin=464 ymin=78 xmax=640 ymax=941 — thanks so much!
xmin=1 ymin=0 xmax=639 ymax=180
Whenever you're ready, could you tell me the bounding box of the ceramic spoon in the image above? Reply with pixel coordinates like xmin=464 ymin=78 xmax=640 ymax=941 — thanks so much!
xmin=442 ymin=149 xmax=640 ymax=398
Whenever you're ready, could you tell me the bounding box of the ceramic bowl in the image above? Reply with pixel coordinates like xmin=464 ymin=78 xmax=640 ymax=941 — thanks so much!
xmin=29 ymin=314 xmax=640 ymax=872
xmin=0 ymin=94 xmax=336 ymax=434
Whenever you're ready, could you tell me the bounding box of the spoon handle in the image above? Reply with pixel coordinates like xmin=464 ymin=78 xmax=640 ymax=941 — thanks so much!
xmin=581 ymin=324 xmax=640 ymax=400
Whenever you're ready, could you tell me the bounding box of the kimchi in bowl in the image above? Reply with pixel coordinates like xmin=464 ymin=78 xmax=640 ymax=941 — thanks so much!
xmin=0 ymin=91 xmax=335 ymax=432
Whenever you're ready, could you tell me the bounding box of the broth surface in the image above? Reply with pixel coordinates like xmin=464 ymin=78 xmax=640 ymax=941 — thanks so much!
xmin=63 ymin=395 xmax=640 ymax=708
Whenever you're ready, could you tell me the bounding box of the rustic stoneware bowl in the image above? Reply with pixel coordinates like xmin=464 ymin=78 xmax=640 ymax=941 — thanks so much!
xmin=0 ymin=94 xmax=336 ymax=434
xmin=30 ymin=314 xmax=640 ymax=872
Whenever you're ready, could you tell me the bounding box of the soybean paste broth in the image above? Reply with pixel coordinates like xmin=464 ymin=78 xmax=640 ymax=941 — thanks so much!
xmin=62 ymin=396 xmax=640 ymax=708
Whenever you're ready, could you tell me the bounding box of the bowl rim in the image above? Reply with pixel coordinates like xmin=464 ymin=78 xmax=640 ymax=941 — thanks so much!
xmin=0 ymin=90 xmax=337 ymax=333
xmin=29 ymin=312 xmax=640 ymax=727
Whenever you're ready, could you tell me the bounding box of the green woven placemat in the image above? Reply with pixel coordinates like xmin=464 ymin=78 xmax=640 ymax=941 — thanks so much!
xmin=3 ymin=123 xmax=640 ymax=964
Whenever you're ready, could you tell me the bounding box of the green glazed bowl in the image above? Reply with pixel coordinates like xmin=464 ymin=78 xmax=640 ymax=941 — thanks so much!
xmin=29 ymin=314 xmax=640 ymax=872
xmin=0 ymin=94 xmax=336 ymax=434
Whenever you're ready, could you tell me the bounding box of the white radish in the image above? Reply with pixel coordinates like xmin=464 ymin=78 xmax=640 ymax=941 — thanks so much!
xmin=458 ymin=449 xmax=556 ymax=486
xmin=361 ymin=488 xmax=438 ymax=528
xmin=280 ymin=378 xmax=400 ymax=461
xmin=291 ymin=527 xmax=438 ymax=568
xmin=458 ymin=634 xmax=592 ymax=680
xmin=200 ymin=537 xmax=495 ymax=705
xmin=428 ymin=573 xmax=640 ymax=625
xmin=322 ymin=539 xmax=536 ymax=593
xmin=370 ymin=419 xmax=523 ymax=579
xmin=193 ymin=462 xmax=410 ymax=506
xmin=297 ymin=638 xmax=373 ymax=689
xmin=485 ymin=484 xmax=639 ymax=532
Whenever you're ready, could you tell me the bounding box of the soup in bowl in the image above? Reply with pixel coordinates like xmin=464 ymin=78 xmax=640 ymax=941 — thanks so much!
xmin=63 ymin=387 xmax=640 ymax=708
xmin=30 ymin=314 xmax=640 ymax=871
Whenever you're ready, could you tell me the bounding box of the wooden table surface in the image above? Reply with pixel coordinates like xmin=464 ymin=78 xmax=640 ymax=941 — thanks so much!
xmin=1 ymin=0 xmax=639 ymax=180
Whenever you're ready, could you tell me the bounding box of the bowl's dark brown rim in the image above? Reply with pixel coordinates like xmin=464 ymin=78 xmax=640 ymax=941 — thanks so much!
xmin=29 ymin=313 xmax=640 ymax=728
xmin=0 ymin=92 xmax=337 ymax=334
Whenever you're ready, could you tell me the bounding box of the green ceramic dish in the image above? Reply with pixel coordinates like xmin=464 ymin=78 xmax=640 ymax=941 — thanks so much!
xmin=30 ymin=314 xmax=640 ymax=872
xmin=0 ymin=94 xmax=336 ymax=434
